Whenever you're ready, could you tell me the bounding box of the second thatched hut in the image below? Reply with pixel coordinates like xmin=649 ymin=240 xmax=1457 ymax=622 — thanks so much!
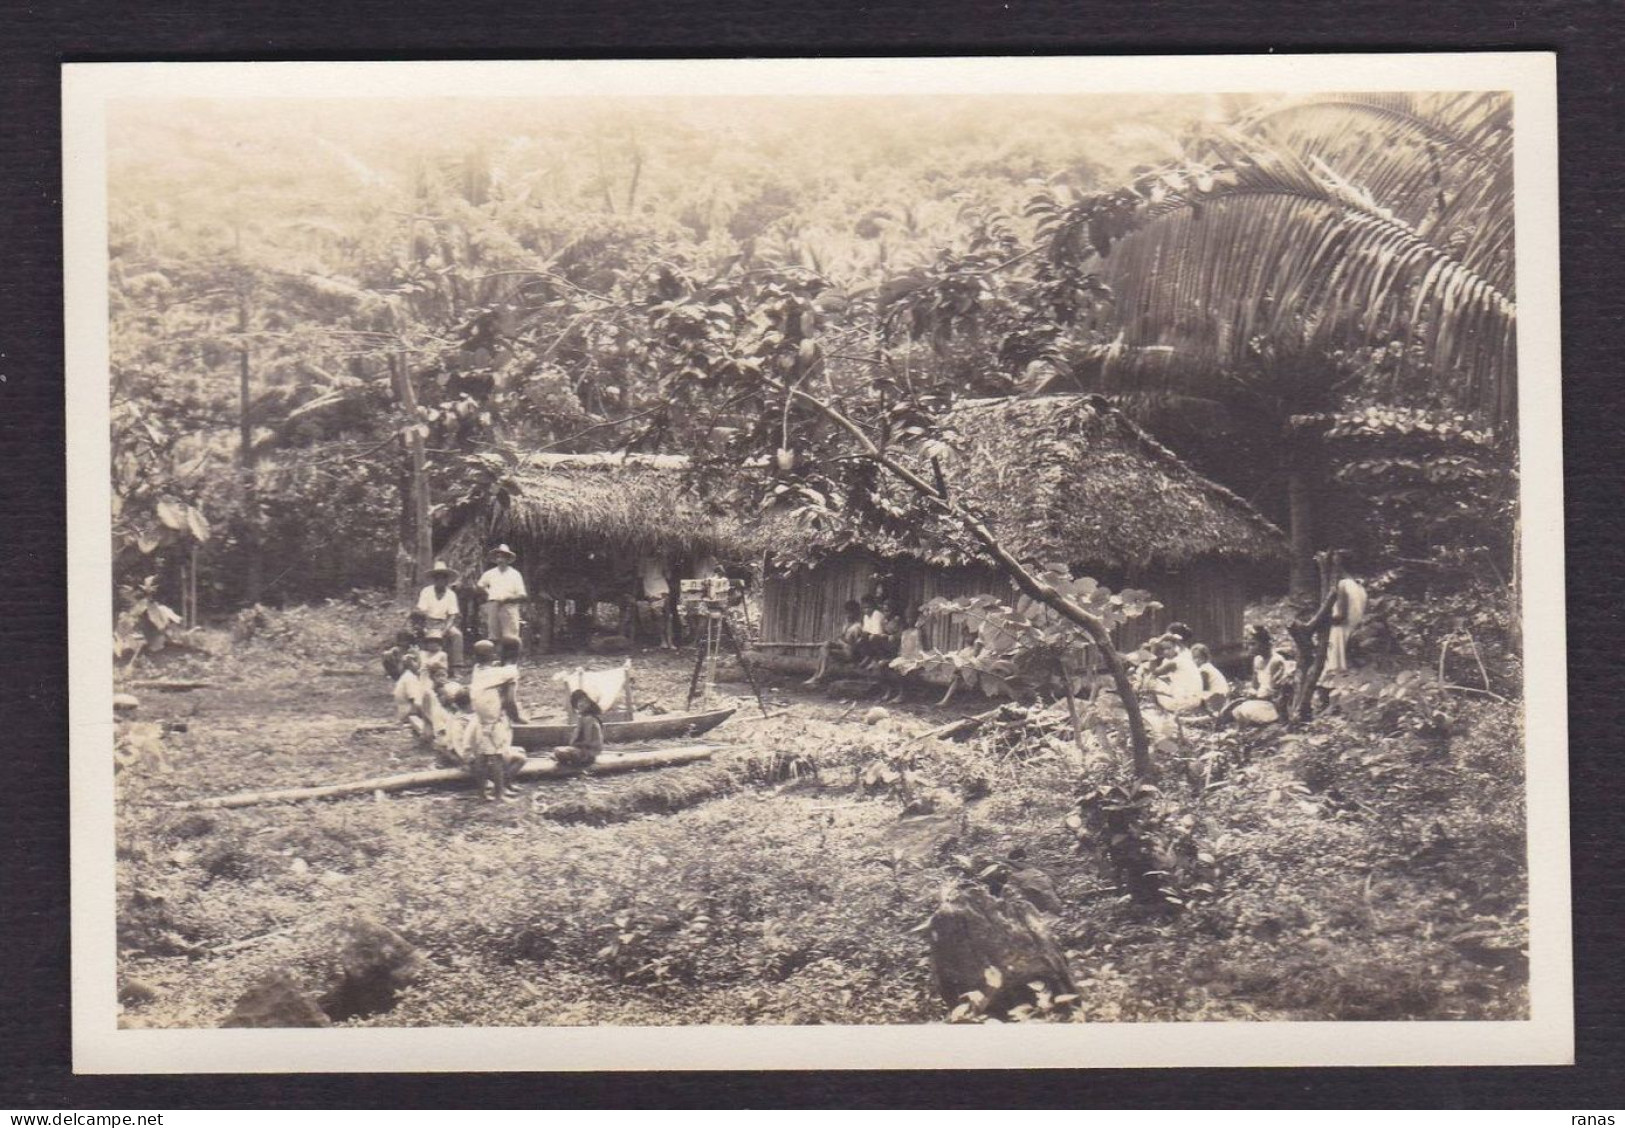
xmin=754 ymin=395 xmax=1288 ymax=667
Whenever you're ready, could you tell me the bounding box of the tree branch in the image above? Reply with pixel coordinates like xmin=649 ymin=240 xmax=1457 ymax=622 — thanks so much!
xmin=758 ymin=372 xmax=1153 ymax=775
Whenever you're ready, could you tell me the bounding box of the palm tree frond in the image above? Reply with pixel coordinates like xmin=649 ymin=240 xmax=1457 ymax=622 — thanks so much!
xmin=1031 ymin=95 xmax=1517 ymax=426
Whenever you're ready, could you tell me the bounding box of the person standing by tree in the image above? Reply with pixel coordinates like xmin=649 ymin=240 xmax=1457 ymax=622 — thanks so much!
xmin=477 ymin=544 xmax=527 ymax=653
xmin=415 ymin=561 xmax=465 ymax=671
xmin=1324 ymin=550 xmax=1368 ymax=674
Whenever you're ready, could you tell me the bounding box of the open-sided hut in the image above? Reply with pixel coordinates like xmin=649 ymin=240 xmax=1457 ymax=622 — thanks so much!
xmin=755 ymin=395 xmax=1287 ymax=667
xmin=440 ymin=452 xmax=748 ymax=649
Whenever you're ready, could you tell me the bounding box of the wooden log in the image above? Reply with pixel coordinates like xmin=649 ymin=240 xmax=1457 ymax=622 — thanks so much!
xmin=739 ymin=650 xmax=823 ymax=677
xmin=127 ymin=679 xmax=214 ymax=692
xmin=743 ymin=649 xmax=957 ymax=688
xmin=166 ymin=745 xmax=717 ymax=810
xmin=904 ymin=707 xmax=1000 ymax=746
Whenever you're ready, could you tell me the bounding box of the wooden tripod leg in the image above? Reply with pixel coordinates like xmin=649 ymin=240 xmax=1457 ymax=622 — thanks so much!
xmin=686 ymin=629 xmax=709 ymax=709
xmin=725 ymin=619 xmax=770 ymax=716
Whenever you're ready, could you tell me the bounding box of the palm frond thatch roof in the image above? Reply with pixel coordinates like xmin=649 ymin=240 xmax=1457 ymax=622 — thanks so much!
xmin=761 ymin=395 xmax=1287 ymax=574
xmin=442 ymin=452 xmax=747 ymax=570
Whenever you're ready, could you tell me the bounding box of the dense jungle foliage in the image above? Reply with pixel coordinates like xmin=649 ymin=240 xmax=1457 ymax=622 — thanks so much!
xmin=109 ymin=92 xmax=1515 ymax=644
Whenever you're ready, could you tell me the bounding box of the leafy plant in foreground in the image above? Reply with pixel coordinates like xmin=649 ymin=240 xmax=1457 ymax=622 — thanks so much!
xmin=1066 ymin=780 xmax=1219 ymax=910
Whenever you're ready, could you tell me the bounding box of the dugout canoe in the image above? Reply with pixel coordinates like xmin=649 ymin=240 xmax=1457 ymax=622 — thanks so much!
xmin=511 ymin=706 xmax=736 ymax=750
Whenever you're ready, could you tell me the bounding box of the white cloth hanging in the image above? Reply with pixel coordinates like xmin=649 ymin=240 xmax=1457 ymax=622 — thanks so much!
xmin=640 ymin=557 xmax=671 ymax=600
xmin=554 ymin=659 xmax=632 ymax=715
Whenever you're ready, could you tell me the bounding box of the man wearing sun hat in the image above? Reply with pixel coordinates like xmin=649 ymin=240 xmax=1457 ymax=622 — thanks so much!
xmin=415 ymin=560 xmax=465 ymax=670
xmin=476 ymin=543 xmax=527 ymax=652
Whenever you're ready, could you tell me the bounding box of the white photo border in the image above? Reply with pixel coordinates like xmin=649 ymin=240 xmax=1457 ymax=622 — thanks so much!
xmin=65 ymin=52 xmax=1569 ymax=1073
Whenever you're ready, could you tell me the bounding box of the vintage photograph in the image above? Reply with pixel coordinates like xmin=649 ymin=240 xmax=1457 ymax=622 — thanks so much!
xmin=66 ymin=56 xmax=1567 ymax=1069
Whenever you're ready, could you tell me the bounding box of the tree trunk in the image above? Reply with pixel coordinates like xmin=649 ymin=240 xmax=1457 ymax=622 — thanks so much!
xmin=764 ymin=375 xmax=1156 ymax=779
xmin=1288 ymin=551 xmax=1337 ymax=721
xmin=1286 ymin=466 xmax=1316 ymax=599
xmin=393 ymin=457 xmax=414 ymax=602
xmin=390 ymin=354 xmax=432 ymax=600
xmin=167 ymin=745 xmax=716 ymax=810
xmin=1061 ymin=676 xmax=1089 ymax=765
xmin=237 ymin=289 xmax=264 ymax=606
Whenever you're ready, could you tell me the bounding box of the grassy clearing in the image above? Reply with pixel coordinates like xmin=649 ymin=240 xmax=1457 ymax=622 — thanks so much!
xmin=114 ymin=598 xmax=1527 ymax=1028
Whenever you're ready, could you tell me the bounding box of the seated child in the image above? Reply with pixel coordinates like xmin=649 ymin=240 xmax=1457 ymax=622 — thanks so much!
xmin=805 ymin=599 xmax=865 ymax=685
xmin=467 ymin=639 xmax=528 ymax=801
xmin=879 ymin=606 xmax=925 ymax=703
xmin=553 ymin=688 xmax=605 ymax=770
xmin=420 ymin=631 xmax=451 ymax=688
xmin=429 ymin=683 xmax=471 ymax=768
xmin=392 ymin=650 xmax=426 ymax=726
xmin=1191 ymin=643 xmax=1231 ymax=715
xmin=872 ymin=602 xmax=906 ymax=665
xmin=1219 ymin=627 xmax=1298 ymax=727
xmin=855 ymin=595 xmax=892 ymax=668
xmin=382 ymin=629 xmax=418 ymax=681
xmin=399 ymin=632 xmax=453 ymax=747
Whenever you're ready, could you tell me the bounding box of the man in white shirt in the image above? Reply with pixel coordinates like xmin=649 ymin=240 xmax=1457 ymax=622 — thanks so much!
xmin=414 ymin=561 xmax=464 ymax=669
xmin=477 ymin=543 xmax=527 ymax=650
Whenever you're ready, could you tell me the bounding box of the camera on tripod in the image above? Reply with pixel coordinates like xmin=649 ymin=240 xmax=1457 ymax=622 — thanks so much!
xmin=679 ymin=576 xmax=743 ymax=616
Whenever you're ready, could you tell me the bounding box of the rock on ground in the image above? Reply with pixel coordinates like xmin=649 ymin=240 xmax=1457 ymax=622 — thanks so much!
xmin=318 ymin=917 xmax=430 ymax=1020
xmin=221 ymin=972 xmax=331 ymax=1028
xmin=928 ymin=882 xmax=1076 ymax=1018
xmin=118 ymin=978 xmax=159 ymax=1007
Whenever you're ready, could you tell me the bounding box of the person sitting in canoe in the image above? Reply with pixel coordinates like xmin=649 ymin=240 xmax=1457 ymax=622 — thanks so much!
xmin=553 ymin=689 xmax=605 ymax=770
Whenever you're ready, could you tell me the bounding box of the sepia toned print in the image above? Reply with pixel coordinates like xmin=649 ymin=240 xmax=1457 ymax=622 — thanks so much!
xmin=66 ymin=55 xmax=1568 ymax=1071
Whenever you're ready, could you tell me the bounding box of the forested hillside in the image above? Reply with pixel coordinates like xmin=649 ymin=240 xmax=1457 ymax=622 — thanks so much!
xmin=109 ymin=95 xmax=1221 ymax=613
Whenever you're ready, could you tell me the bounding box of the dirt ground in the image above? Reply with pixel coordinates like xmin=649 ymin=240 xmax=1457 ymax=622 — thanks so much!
xmin=115 ymin=602 xmax=1005 ymax=1027
xmin=113 ymin=598 xmax=1529 ymax=1029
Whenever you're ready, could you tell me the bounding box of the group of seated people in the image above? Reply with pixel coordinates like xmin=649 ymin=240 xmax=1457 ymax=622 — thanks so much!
xmin=384 ymin=630 xmax=605 ymax=802
xmin=805 ymin=595 xmax=924 ymax=701
xmin=1139 ymin=621 xmax=1297 ymax=726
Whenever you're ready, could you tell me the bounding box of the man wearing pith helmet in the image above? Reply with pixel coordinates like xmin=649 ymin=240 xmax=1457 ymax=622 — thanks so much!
xmin=477 ymin=543 xmax=527 ymax=652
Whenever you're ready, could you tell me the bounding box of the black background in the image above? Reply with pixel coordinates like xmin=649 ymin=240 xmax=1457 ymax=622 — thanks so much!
xmin=4 ymin=0 xmax=1621 ymax=1109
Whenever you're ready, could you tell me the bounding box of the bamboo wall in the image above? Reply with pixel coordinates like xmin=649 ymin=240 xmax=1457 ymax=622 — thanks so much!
xmin=759 ymin=555 xmax=874 ymax=656
xmin=760 ymin=551 xmax=1267 ymax=663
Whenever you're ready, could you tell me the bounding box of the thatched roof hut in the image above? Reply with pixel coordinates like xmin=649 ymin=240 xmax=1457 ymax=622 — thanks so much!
xmin=757 ymin=395 xmax=1287 ymax=661
xmin=758 ymin=394 xmax=1285 ymax=574
xmin=439 ymin=452 xmax=750 ymax=613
